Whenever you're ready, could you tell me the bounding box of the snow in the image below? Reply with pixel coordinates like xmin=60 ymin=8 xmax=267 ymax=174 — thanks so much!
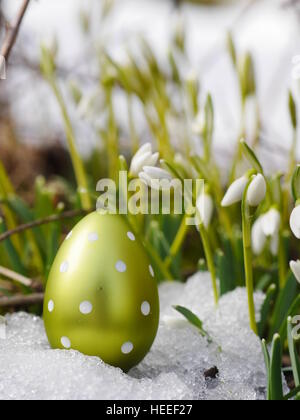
xmin=0 ymin=272 xmax=268 ymax=400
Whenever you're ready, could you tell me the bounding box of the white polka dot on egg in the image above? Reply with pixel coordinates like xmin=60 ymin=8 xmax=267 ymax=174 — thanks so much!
xmin=60 ymin=261 xmax=69 ymax=273
xmin=116 ymin=260 xmax=127 ymax=273
xmin=127 ymin=232 xmax=136 ymax=241
xmin=48 ymin=300 xmax=54 ymax=313
xmin=121 ymin=342 xmax=134 ymax=354
xmin=79 ymin=301 xmax=93 ymax=315
xmin=149 ymin=265 xmax=155 ymax=278
xmin=61 ymin=336 xmax=71 ymax=349
xmin=88 ymin=232 xmax=99 ymax=242
xmin=141 ymin=301 xmax=151 ymax=316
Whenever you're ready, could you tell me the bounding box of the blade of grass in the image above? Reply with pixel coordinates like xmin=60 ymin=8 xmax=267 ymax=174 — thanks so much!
xmin=269 ymin=334 xmax=284 ymax=401
xmin=173 ymin=305 xmax=212 ymax=343
xmin=258 ymin=284 xmax=276 ymax=338
xmin=261 ymin=339 xmax=271 ymax=400
xmin=287 ymin=316 xmax=300 ymax=387
xmin=269 ymin=272 xmax=299 ymax=340
xmin=41 ymin=45 xmax=91 ymax=210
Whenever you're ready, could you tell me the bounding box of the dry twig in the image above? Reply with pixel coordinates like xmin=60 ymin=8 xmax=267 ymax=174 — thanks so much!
xmin=0 ymin=265 xmax=33 ymax=287
xmin=1 ymin=0 xmax=31 ymax=62
xmin=0 ymin=208 xmax=92 ymax=243
xmin=0 ymin=293 xmax=44 ymax=308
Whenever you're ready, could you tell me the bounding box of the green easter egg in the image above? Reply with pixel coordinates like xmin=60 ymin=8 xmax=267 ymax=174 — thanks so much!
xmin=43 ymin=212 xmax=159 ymax=372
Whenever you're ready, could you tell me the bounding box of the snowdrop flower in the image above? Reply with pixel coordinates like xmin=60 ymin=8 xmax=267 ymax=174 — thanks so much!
xmin=192 ymin=111 xmax=205 ymax=136
xmin=221 ymin=176 xmax=248 ymax=207
xmin=139 ymin=166 xmax=173 ymax=189
xmin=251 ymin=208 xmax=281 ymax=256
xmin=251 ymin=217 xmax=267 ymax=255
xmin=247 ymin=174 xmax=267 ymax=207
xmin=290 ymin=260 xmax=300 ymax=284
xmin=261 ymin=208 xmax=281 ymax=237
xmin=196 ymin=193 xmax=214 ymax=229
xmin=129 ymin=143 xmax=159 ymax=177
xmin=290 ymin=205 xmax=300 ymax=239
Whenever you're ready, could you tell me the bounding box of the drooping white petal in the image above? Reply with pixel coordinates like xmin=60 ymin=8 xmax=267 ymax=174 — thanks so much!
xmin=134 ymin=143 xmax=152 ymax=159
xmin=142 ymin=166 xmax=173 ymax=181
xmin=261 ymin=208 xmax=281 ymax=237
xmin=290 ymin=205 xmax=300 ymax=239
xmin=130 ymin=151 xmax=152 ymax=176
xmin=147 ymin=152 xmax=159 ymax=168
xmin=129 ymin=143 xmax=159 ymax=177
xmin=251 ymin=217 xmax=267 ymax=255
xmin=197 ymin=194 xmax=214 ymax=229
xmin=221 ymin=176 xmax=248 ymax=207
xmin=290 ymin=260 xmax=300 ymax=284
xmin=247 ymin=174 xmax=267 ymax=207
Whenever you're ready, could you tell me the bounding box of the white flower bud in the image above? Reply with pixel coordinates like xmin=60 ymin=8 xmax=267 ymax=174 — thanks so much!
xmin=221 ymin=176 xmax=248 ymax=207
xmin=261 ymin=208 xmax=281 ymax=237
xmin=290 ymin=260 xmax=300 ymax=284
xmin=290 ymin=205 xmax=300 ymax=239
xmin=197 ymin=193 xmax=214 ymax=229
xmin=129 ymin=143 xmax=159 ymax=177
xmin=139 ymin=166 xmax=173 ymax=190
xmin=251 ymin=218 xmax=267 ymax=255
xmin=247 ymin=174 xmax=266 ymax=207
xmin=192 ymin=111 xmax=205 ymax=135
xmin=141 ymin=166 xmax=173 ymax=181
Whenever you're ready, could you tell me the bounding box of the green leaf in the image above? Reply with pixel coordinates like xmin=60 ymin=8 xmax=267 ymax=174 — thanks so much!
xmin=269 ymin=334 xmax=284 ymax=401
xmin=289 ymin=90 xmax=297 ymax=130
xmin=173 ymin=305 xmax=212 ymax=343
xmin=269 ymin=272 xmax=299 ymax=340
xmin=256 ymin=273 xmax=273 ymax=292
xmin=216 ymin=247 xmax=236 ymax=296
xmin=226 ymin=32 xmax=237 ymax=67
xmin=261 ymin=339 xmax=271 ymax=400
xmin=240 ymin=140 xmax=263 ymax=173
xmin=284 ymin=385 xmax=300 ymax=401
xmin=239 ymin=52 xmax=256 ymax=102
xmin=258 ymin=284 xmax=276 ymax=338
xmin=279 ymin=294 xmax=300 ymax=342
xmin=203 ymin=93 xmax=214 ymax=146
xmin=287 ymin=316 xmax=300 ymax=387
xmin=0 ymin=217 xmax=26 ymax=275
xmin=160 ymin=160 xmax=185 ymax=182
xmin=190 ymin=156 xmax=210 ymax=181
xmin=291 ymin=165 xmax=300 ymax=202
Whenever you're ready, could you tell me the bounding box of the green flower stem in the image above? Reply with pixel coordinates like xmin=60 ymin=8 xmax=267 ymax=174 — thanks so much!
xmin=106 ymin=87 xmax=119 ymax=181
xmin=278 ymin=231 xmax=287 ymax=290
xmin=49 ymin=80 xmax=91 ymax=211
xmin=127 ymin=94 xmax=139 ymax=155
xmin=164 ymin=214 xmax=189 ymax=269
xmin=198 ymin=222 xmax=219 ymax=306
xmin=288 ymin=129 xmax=298 ymax=183
xmin=242 ymin=180 xmax=258 ymax=335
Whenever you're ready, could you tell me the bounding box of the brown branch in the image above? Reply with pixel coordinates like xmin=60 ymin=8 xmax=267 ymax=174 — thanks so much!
xmin=0 ymin=265 xmax=33 ymax=287
xmin=0 ymin=208 xmax=92 ymax=243
xmin=1 ymin=0 xmax=31 ymax=62
xmin=0 ymin=292 xmax=44 ymax=308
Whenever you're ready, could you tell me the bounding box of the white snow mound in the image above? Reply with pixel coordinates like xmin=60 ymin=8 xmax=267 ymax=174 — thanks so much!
xmin=0 ymin=272 xmax=267 ymax=400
